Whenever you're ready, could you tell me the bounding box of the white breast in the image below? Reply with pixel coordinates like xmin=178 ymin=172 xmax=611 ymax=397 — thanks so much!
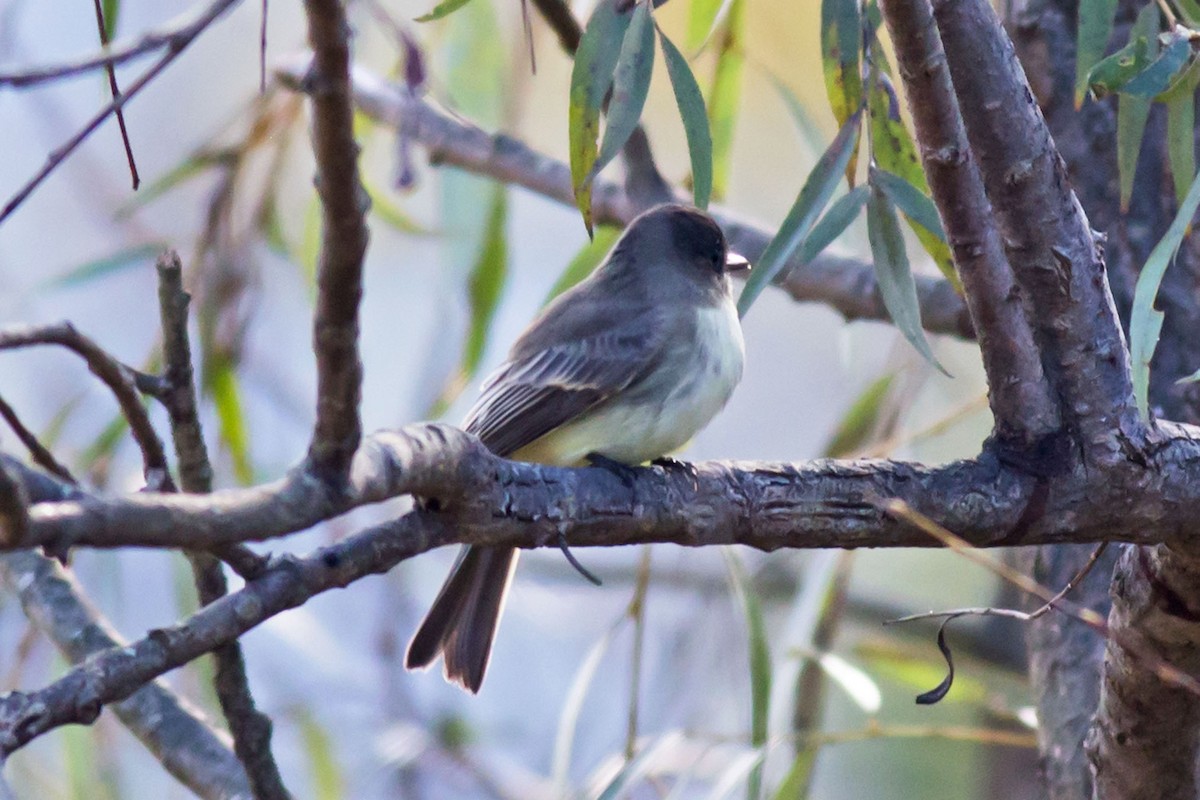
xmin=520 ymin=298 xmax=744 ymax=466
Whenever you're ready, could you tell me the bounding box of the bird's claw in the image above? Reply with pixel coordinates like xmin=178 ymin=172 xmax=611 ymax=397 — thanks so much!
xmin=586 ymin=452 xmax=638 ymax=488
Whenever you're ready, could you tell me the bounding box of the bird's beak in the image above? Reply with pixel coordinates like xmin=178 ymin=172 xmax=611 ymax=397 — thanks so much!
xmin=725 ymin=252 xmax=751 ymax=273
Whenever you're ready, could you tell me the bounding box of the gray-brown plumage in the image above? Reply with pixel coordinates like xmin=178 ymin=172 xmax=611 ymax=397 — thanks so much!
xmin=405 ymin=203 xmax=748 ymax=692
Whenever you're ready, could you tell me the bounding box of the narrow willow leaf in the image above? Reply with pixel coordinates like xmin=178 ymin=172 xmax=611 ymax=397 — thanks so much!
xmin=1074 ymin=0 xmax=1119 ymax=107
xmin=724 ymin=551 xmax=771 ymax=800
xmin=101 ymin=0 xmax=120 ymax=39
xmin=822 ymin=372 xmax=895 ymax=457
xmin=869 ymin=69 xmax=959 ymax=287
xmin=1130 ymin=168 xmax=1200 ymax=419
xmin=799 ymin=185 xmax=869 ymax=264
xmin=707 ymin=0 xmax=745 ymax=199
xmin=659 ymin=27 xmax=713 ymax=208
xmin=737 ymin=113 xmax=862 ymax=316
xmin=365 ymin=181 xmax=437 ymax=235
xmin=115 ymin=148 xmax=236 ymax=218
xmin=1177 ymin=0 xmax=1200 ymax=26
xmin=821 ymin=0 xmax=863 ymax=185
xmin=569 ymin=0 xmax=635 ymax=234
xmin=1087 ymin=33 xmax=1153 ymax=98
xmin=866 ymin=184 xmax=947 ymax=374
xmin=296 ymin=708 xmax=346 ymax=800
xmin=872 ymin=168 xmax=945 ymax=240
xmin=813 ymin=652 xmax=882 ymax=713
xmin=1122 ymin=31 xmax=1191 ymax=98
xmin=595 ymin=733 xmax=686 ymax=800
xmin=1117 ymin=6 xmax=1159 ymax=211
xmin=414 ymin=0 xmax=476 ymax=22
xmin=42 ymin=243 xmax=164 ymax=289
xmin=206 ymin=360 xmax=254 ymax=485
xmin=545 ymin=225 xmax=622 ymax=304
xmin=552 ymin=621 xmax=621 ymax=792
xmin=590 ymin=2 xmax=655 ymax=185
xmin=772 ymin=753 xmax=818 ymax=800
xmin=1162 ymin=58 xmax=1200 ymax=204
xmin=770 ymin=73 xmax=826 ymax=151
xmin=686 ymin=0 xmax=726 ymax=50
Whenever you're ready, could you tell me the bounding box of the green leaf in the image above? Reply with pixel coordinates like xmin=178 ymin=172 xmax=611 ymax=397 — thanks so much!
xmin=1116 ymin=8 xmax=1160 ymax=211
xmin=1130 ymin=168 xmax=1200 ymax=420
xmin=545 ymin=225 xmax=622 ymax=304
xmin=772 ymin=752 xmax=818 ymax=800
xmin=809 ymin=652 xmax=882 ymax=714
xmin=866 ymin=184 xmax=946 ymax=374
xmin=41 ymin=243 xmax=165 ymax=289
xmin=1122 ymin=30 xmax=1191 ymax=98
xmin=206 ymin=360 xmax=254 ymax=485
xmin=799 ymin=185 xmax=869 ymax=264
xmin=552 ymin=621 xmax=621 ymax=791
xmin=658 ymin=27 xmax=713 ymax=208
xmin=300 ymin=193 xmax=322 ymax=289
xmin=1176 ymin=0 xmax=1200 ymax=27
xmin=707 ymin=0 xmax=745 ymax=200
xmin=724 ymin=551 xmax=771 ymax=800
xmin=770 ymin=73 xmax=826 ymax=151
xmin=364 ymin=180 xmax=437 ymax=235
xmin=871 ymin=168 xmax=945 ymax=240
xmin=595 ymin=733 xmax=685 ymax=800
xmin=101 ymin=0 xmax=120 ymax=39
xmin=462 ymin=190 xmax=508 ymax=381
xmin=1161 ymin=57 xmax=1200 ymax=204
xmin=737 ymin=113 xmax=862 ymax=316
xmin=414 ymin=0 xmax=476 ymax=22
xmin=1087 ymin=35 xmax=1153 ymax=98
xmin=295 ymin=708 xmax=345 ymax=800
xmin=569 ymin=0 xmax=635 ymax=234
xmin=1074 ymin=0 xmax=1119 ymax=106
xmin=115 ymin=148 xmax=236 ymax=218
xmin=821 ymin=372 xmax=895 ymax=457
xmin=590 ymin=1 xmax=656 ymax=183
xmin=686 ymin=0 xmax=726 ymax=50
xmin=869 ymin=68 xmax=960 ymax=287
xmin=821 ymin=0 xmax=863 ymax=185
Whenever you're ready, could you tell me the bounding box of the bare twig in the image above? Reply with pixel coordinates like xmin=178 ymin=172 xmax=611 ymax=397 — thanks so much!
xmin=92 ymin=0 xmax=140 ymax=190
xmin=0 ymin=395 xmax=76 ymax=484
xmin=0 ymin=0 xmax=242 ymax=88
xmin=299 ymin=0 xmax=370 ymax=480
xmin=0 ymin=0 xmax=239 ymax=225
xmin=155 ymin=251 xmax=286 ymax=799
xmin=0 ymin=323 xmax=172 ymax=487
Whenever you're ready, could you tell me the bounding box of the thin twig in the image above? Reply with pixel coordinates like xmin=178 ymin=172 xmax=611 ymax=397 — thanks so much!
xmin=155 ymin=251 xmax=285 ymax=798
xmin=0 ymin=395 xmax=76 ymax=484
xmin=0 ymin=0 xmax=238 ymax=225
xmin=92 ymin=0 xmax=140 ymax=190
xmin=0 ymin=0 xmax=242 ymax=88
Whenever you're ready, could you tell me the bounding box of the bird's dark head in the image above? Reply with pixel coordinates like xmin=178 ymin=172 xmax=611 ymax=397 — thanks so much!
xmin=624 ymin=204 xmax=751 ymax=278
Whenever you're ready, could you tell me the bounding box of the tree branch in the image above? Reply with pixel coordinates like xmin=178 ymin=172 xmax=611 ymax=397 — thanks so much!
xmin=155 ymin=251 xmax=288 ymax=800
xmin=300 ymin=0 xmax=370 ymax=480
xmin=0 ymin=550 xmax=252 ymax=800
xmin=931 ymin=0 xmax=1144 ymax=460
xmin=879 ymin=0 xmax=1059 ymax=447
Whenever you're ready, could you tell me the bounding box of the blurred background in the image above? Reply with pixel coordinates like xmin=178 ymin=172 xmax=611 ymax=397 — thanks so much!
xmin=0 ymin=0 xmax=1038 ymax=797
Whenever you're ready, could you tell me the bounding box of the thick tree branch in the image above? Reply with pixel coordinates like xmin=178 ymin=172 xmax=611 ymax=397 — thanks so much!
xmin=931 ymin=0 xmax=1144 ymax=461
xmin=155 ymin=252 xmax=288 ymax=800
xmin=277 ymin=64 xmax=973 ymax=339
xmin=879 ymin=0 xmax=1059 ymax=447
xmin=301 ymin=0 xmax=370 ymax=480
xmin=10 ymin=419 xmax=1200 ymax=555
xmin=0 ymin=550 xmax=252 ymax=800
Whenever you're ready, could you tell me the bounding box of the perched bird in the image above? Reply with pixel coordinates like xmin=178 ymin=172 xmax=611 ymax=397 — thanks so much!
xmin=406 ymin=203 xmax=749 ymax=692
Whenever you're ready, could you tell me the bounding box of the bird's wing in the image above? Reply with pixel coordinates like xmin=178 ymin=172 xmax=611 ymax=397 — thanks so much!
xmin=463 ymin=313 xmax=669 ymax=457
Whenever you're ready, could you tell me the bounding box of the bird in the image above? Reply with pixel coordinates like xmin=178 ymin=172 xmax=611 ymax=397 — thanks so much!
xmin=405 ymin=202 xmax=749 ymax=692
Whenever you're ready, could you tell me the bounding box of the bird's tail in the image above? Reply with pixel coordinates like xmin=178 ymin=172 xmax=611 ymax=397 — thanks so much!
xmin=405 ymin=546 xmax=519 ymax=693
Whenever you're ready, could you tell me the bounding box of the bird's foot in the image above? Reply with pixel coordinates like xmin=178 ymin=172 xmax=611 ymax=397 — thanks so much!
xmin=586 ymin=452 xmax=639 ymax=488
xmin=651 ymin=455 xmax=696 ymax=476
